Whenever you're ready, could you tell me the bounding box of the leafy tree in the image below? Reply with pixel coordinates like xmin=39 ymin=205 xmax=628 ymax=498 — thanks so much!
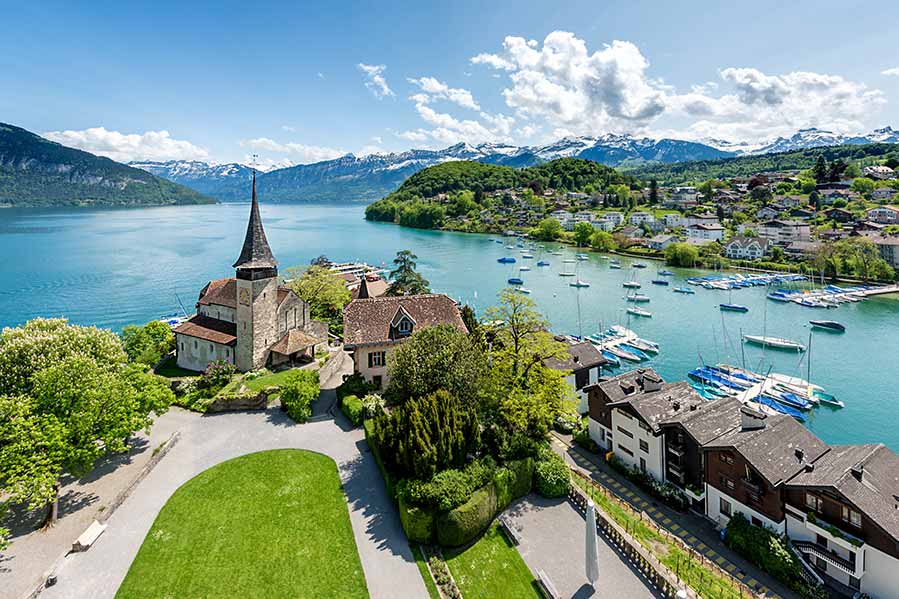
xmin=590 ymin=230 xmax=617 ymax=252
xmin=664 ymin=242 xmax=700 ymax=267
xmin=850 ymin=177 xmax=876 ymax=195
xmin=843 ymin=163 xmax=861 ymax=178
xmin=373 ymin=389 xmax=480 ymax=480
xmin=769 ymin=245 xmax=786 ymax=262
xmin=120 ymin=321 xmax=175 ymax=366
xmin=716 ymin=204 xmax=725 ymax=219
xmin=398 ymin=202 xmax=445 ymax=229
xmin=285 ymin=264 xmax=351 ymax=333
xmin=572 ymin=221 xmax=594 ymax=247
xmin=386 ymin=324 xmax=487 ymax=405
xmin=460 ymin=304 xmax=485 ymax=348
xmin=835 ymin=237 xmax=895 ymax=281
xmin=750 ymin=186 xmax=772 ymax=203
xmin=809 ymin=190 xmax=821 ymax=211
xmin=310 ymin=254 xmax=331 ymax=267
xmin=532 ymin=217 xmax=563 ymax=241
xmin=386 ymin=250 xmax=430 ymax=296
xmin=280 ymin=370 xmax=320 ymax=423
xmin=884 ymin=157 xmax=899 ymax=169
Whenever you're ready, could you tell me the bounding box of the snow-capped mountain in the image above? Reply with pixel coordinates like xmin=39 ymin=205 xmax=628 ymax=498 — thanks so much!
xmin=131 ymin=127 xmax=897 ymax=203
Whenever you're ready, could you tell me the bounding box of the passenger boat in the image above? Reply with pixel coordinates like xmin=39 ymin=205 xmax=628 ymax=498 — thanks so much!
xmin=626 ymin=294 xmax=651 ymax=302
xmin=537 ymin=260 xmax=550 ymax=267
xmin=673 ymin=287 xmax=695 ymax=294
xmin=569 ymin=279 xmax=590 ymax=288
xmin=622 ymin=281 xmax=641 ymax=288
xmin=658 ymin=270 xmax=675 ymax=276
xmin=809 ymin=320 xmax=845 ymax=332
xmin=497 ymin=257 xmax=516 ymax=263
xmin=719 ymin=303 xmax=749 ymax=312
xmin=651 ymin=279 xmax=669 ymax=286
xmin=507 ymin=277 xmax=524 ymax=285
xmin=742 ymin=335 xmax=806 ymax=352
xmin=626 ymin=307 xmax=652 ymax=317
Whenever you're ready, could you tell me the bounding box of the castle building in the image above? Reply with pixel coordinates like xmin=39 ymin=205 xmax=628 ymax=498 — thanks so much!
xmin=174 ymin=174 xmax=327 ymax=372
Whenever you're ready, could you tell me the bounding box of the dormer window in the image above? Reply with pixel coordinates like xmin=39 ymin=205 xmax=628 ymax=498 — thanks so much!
xmin=398 ymin=318 xmax=413 ymax=334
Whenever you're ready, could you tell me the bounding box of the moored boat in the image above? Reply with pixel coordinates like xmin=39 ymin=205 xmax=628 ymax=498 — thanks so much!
xmin=673 ymin=287 xmax=695 ymax=294
xmin=569 ymin=279 xmax=590 ymax=288
xmin=507 ymin=277 xmax=524 ymax=285
xmin=651 ymin=279 xmax=669 ymax=286
xmin=742 ymin=334 xmax=806 ymax=352
xmin=658 ymin=270 xmax=675 ymax=276
xmin=809 ymin=320 xmax=845 ymax=332
xmin=720 ymin=303 xmax=749 ymax=312
xmin=610 ymin=264 xmax=622 ymax=269
xmin=497 ymin=257 xmax=516 ymax=263
xmin=633 ymin=263 xmax=647 ymax=269
xmin=537 ymin=260 xmax=550 ymax=267
xmin=623 ymin=281 xmax=641 ymax=288
xmin=626 ymin=294 xmax=651 ymax=302
xmin=627 ymin=306 xmax=652 ymax=317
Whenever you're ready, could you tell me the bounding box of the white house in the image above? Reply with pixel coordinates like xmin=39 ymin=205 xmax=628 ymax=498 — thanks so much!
xmin=865 ymin=205 xmax=899 ymax=224
xmin=628 ymin=211 xmax=655 ymax=225
xmin=872 ymin=188 xmax=896 ymax=201
xmin=646 ymin=234 xmax=677 ymax=251
xmin=686 ymin=223 xmax=725 ymax=242
xmin=751 ymin=220 xmax=811 ymax=244
xmin=723 ymin=236 xmax=770 ymax=260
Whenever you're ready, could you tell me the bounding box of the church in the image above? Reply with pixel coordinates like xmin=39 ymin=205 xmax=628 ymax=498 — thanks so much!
xmin=173 ymin=174 xmax=328 ymax=372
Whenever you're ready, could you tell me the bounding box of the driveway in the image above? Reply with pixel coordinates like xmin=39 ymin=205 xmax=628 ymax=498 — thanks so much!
xmin=39 ymin=352 xmax=426 ymax=599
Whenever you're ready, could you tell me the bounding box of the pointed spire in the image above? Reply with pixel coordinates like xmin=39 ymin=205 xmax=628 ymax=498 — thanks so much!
xmin=233 ymin=171 xmax=278 ymax=270
xmin=357 ymin=276 xmax=371 ymax=299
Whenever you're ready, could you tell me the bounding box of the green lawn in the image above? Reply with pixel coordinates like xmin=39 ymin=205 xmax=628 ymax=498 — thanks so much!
xmin=218 ymin=368 xmax=308 ymax=397
xmin=116 ymin=449 xmax=368 ymax=599
xmin=444 ymin=525 xmax=540 ymax=599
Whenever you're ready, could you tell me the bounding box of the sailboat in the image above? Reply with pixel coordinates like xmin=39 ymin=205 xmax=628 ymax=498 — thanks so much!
xmin=569 ymin=260 xmax=590 ymax=287
xmin=720 ymin=286 xmax=749 ymax=312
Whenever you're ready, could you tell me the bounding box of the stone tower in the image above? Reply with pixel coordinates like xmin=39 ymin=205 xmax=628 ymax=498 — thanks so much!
xmin=234 ymin=172 xmax=279 ymax=372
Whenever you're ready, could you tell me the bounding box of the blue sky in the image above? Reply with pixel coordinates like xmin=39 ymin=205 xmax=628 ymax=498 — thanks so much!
xmin=3 ymin=0 xmax=899 ymax=167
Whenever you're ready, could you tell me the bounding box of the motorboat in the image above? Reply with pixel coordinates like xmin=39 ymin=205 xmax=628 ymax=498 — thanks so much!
xmin=610 ymin=264 xmax=622 ymax=270
xmin=658 ymin=270 xmax=675 ymax=276
xmin=633 ymin=263 xmax=647 ymax=269
xmin=626 ymin=294 xmax=651 ymax=303
xmin=537 ymin=261 xmax=551 ymax=267
xmin=497 ymin=257 xmax=516 ymax=263
xmin=507 ymin=277 xmax=524 ymax=285
xmin=514 ymin=287 xmax=532 ymax=294
xmin=569 ymin=279 xmax=590 ymax=288
xmin=809 ymin=320 xmax=845 ymax=332
xmin=626 ymin=307 xmax=652 ymax=317
xmin=576 ymin=253 xmax=590 ymax=261
xmin=519 ymin=266 xmax=531 ymax=271
xmin=622 ymin=281 xmax=641 ymax=289
xmin=673 ymin=287 xmax=695 ymax=294
xmin=719 ymin=303 xmax=749 ymax=313
xmin=742 ymin=335 xmax=806 ymax=352
xmin=651 ymin=279 xmax=669 ymax=286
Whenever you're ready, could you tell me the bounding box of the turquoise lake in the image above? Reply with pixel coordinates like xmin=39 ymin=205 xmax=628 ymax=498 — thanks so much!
xmin=2 ymin=203 xmax=898 ymax=449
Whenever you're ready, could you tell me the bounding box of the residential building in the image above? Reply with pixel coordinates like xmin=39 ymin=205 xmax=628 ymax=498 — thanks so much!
xmin=872 ymin=188 xmax=896 ymax=201
xmin=823 ymin=207 xmax=855 ymax=224
xmin=628 ymin=211 xmax=655 ymax=225
xmin=342 ymin=294 xmax=467 ymax=388
xmin=862 ymin=165 xmax=896 ymax=180
xmin=784 ymin=241 xmax=822 ymax=260
xmin=684 ymin=212 xmax=720 ymax=228
xmin=774 ymin=195 xmax=807 ymax=208
xmin=723 ymin=236 xmax=770 ymax=260
xmin=602 ymin=211 xmax=625 ymax=227
xmin=686 ymin=223 xmax=725 ymax=242
xmin=646 ymin=234 xmax=677 ymax=251
xmin=756 ymin=206 xmax=781 ymax=220
xmin=866 ymin=205 xmax=899 ymax=224
xmin=753 ymin=220 xmax=811 ymax=244
xmin=661 ymin=213 xmax=685 ymax=228
xmin=866 ymin=235 xmax=899 ymax=269
xmin=820 ymin=189 xmax=855 ymax=205
xmin=545 ymin=341 xmax=608 ymax=413
xmin=791 ymin=208 xmax=816 ymax=220
xmin=666 ymin=186 xmax=699 ymax=208
xmin=703 ymin=406 xmax=829 ymax=534
xmin=619 ymin=225 xmax=644 ymax=239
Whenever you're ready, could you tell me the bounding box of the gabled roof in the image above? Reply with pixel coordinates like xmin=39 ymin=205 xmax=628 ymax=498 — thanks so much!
xmin=660 ymin=396 xmax=743 ymax=446
xmin=233 ymin=172 xmax=278 ymax=270
xmin=786 ymin=444 xmax=899 ymax=541
xmin=342 ymin=294 xmax=467 ymax=348
xmin=608 ymin=381 xmax=706 ymax=433
xmin=198 ymin=278 xmax=237 ymax=308
xmin=270 ymin=328 xmax=325 ymax=356
xmin=174 ymin=314 xmax=237 ymax=346
xmin=587 ymin=368 xmax=664 ymax=404
xmin=704 ymin=414 xmax=829 ymax=487
xmin=544 ymin=341 xmax=608 ymax=373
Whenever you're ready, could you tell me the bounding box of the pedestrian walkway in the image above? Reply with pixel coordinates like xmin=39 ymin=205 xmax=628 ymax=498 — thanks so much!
xmin=550 ymin=434 xmax=797 ymax=599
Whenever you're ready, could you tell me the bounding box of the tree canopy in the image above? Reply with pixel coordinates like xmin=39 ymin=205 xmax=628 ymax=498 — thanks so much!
xmin=386 ymin=250 xmax=431 ymax=296
xmin=285 ymin=264 xmax=351 ymax=334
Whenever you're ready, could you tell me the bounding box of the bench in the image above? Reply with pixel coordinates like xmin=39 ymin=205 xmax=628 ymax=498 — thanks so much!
xmin=536 ymin=569 xmax=561 ymax=599
xmin=72 ymin=520 xmax=106 ymax=552
xmin=498 ymin=515 xmax=522 ymax=546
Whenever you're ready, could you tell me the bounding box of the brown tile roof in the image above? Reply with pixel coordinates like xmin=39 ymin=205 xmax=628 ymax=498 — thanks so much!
xmin=342 ymin=294 xmax=467 ymax=348
xmin=197 ymin=278 xmax=237 ymax=308
xmin=270 ymin=329 xmax=324 ymax=355
xmin=174 ymin=314 xmax=237 ymax=346
xmin=786 ymin=444 xmax=899 ymax=541
xmin=545 ymin=341 xmax=608 ymax=372
xmin=353 ymin=277 xmax=389 ymax=299
xmin=607 ymin=381 xmax=706 ymax=433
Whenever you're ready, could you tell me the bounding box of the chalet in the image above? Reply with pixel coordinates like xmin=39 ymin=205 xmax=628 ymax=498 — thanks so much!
xmin=862 ymin=165 xmax=896 ymax=180
xmin=865 ymin=205 xmax=899 ymax=224
xmin=703 ymin=407 xmax=829 ymax=534
xmin=619 ymin=225 xmax=643 ymax=239
xmin=784 ymin=240 xmax=822 ymax=259
xmin=684 ymin=212 xmax=720 ymax=228
xmin=824 ymin=207 xmax=855 ymax=224
xmin=723 ymin=236 xmax=770 ymax=261
xmin=872 ymin=187 xmax=896 ymax=201
xmin=820 ymin=189 xmax=856 ymax=205
xmin=756 ymin=206 xmax=781 ymax=220
xmin=544 ymin=341 xmax=608 ymax=413
xmin=753 ymin=220 xmax=811 ymax=244
xmin=342 ymin=294 xmax=467 ymax=388
xmin=791 ymin=208 xmax=816 ymax=220
xmin=774 ymin=195 xmax=807 ymax=208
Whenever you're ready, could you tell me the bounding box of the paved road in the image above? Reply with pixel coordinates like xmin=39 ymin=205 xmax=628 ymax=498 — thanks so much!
xmin=551 ymin=434 xmax=796 ymax=599
xmin=505 ymin=496 xmax=660 ymax=599
xmin=41 ymin=352 xmax=427 ymax=599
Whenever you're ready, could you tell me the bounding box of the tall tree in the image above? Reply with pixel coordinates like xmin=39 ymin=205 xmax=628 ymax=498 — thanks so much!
xmin=813 ymin=155 xmax=828 ymax=183
xmin=285 ymin=265 xmax=351 ymax=333
xmin=648 ymin=179 xmax=659 ymax=205
xmin=573 ymin=221 xmax=594 ymax=247
xmin=386 ymin=250 xmax=430 ymax=296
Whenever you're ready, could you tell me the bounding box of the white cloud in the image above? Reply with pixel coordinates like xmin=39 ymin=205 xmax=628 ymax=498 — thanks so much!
xmin=357 ymin=63 xmax=394 ymax=98
xmin=470 ymin=31 xmax=886 ymax=143
xmin=42 ymin=127 xmax=209 ymax=163
xmin=239 ymin=137 xmax=346 ymax=164
xmin=882 ymin=67 xmax=899 ymax=77
xmin=371 ymin=136 xmax=383 ymax=144
xmin=397 ymin=129 xmax=430 ymax=142
xmin=407 ymin=76 xmax=480 ymax=110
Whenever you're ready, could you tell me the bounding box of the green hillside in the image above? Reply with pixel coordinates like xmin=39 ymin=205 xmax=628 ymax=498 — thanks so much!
xmin=0 ymin=123 xmax=214 ymax=207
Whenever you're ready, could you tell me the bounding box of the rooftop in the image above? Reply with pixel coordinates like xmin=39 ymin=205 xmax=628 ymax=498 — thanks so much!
xmin=342 ymin=294 xmax=467 ymax=347
xmin=173 ymin=314 xmax=237 ymax=346
xmin=233 ymin=172 xmax=278 ymax=271
xmin=608 ymin=380 xmax=706 ymax=433
xmin=661 ymin=396 xmax=744 ymax=445
xmin=545 ymin=341 xmax=608 ymax=372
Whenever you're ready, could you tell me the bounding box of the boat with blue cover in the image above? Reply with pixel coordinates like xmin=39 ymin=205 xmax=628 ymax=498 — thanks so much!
xmin=720 ymin=303 xmax=749 ymax=312
xmin=507 ymin=277 xmax=524 ymax=285
xmin=752 ymin=394 xmax=806 ymax=422
xmin=600 ymin=350 xmax=621 ymax=367
xmin=651 ymin=279 xmax=669 ymax=286
xmin=537 ymin=260 xmax=550 ymax=267
xmin=658 ymin=270 xmax=675 ymax=276
xmin=497 ymin=257 xmax=516 ymax=263
xmin=619 ymin=344 xmax=650 ymax=360
xmin=673 ymin=287 xmax=695 ymax=294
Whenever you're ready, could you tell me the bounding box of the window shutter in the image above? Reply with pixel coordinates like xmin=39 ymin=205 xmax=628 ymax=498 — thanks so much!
xmin=368 ymin=352 xmax=373 ymax=368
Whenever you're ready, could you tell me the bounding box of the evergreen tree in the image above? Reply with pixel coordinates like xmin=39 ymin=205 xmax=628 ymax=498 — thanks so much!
xmin=386 ymin=250 xmax=430 ymax=296
xmin=813 ymin=155 xmax=828 ymax=183
xmin=649 ymin=178 xmax=658 ymax=205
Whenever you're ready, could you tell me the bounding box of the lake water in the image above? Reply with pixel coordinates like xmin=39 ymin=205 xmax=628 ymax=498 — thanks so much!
xmin=2 ymin=203 xmax=898 ymax=449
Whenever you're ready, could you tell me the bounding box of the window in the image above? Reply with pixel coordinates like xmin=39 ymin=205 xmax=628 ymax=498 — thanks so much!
xmin=720 ymin=498 xmax=732 ymax=517
xmin=848 ymin=576 xmax=860 ymax=590
xmin=209 ymin=344 xmax=214 ymax=352
xmin=639 ymin=458 xmax=647 ymax=472
xmin=806 ymin=493 xmax=823 ymax=512
xmin=398 ymin=318 xmax=412 ymax=334
xmin=617 ymin=443 xmax=634 ymax=457
xmin=719 ymin=452 xmax=734 ymax=465
xmin=617 ymin=426 xmax=634 ymax=439
xmin=368 ymin=351 xmax=386 ymax=368
xmin=815 ymin=557 xmax=827 ymax=571
xmin=194 ymin=340 xmax=198 ymax=349
xmin=638 ymin=421 xmax=651 ymax=433
xmin=720 ymin=476 xmax=735 ymax=491
xmin=842 ymin=505 xmax=862 ymax=528
xmin=639 ymin=440 xmax=649 ymax=453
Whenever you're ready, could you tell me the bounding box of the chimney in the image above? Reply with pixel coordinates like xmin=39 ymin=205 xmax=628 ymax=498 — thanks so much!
xmin=851 ymin=464 xmax=864 ymax=482
xmin=740 ymin=405 xmax=767 ymax=431
xmin=795 ymin=448 xmax=804 ymax=462
xmin=642 ymin=371 xmax=662 ymax=392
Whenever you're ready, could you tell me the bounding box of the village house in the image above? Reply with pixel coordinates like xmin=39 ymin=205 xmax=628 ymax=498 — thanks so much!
xmin=865 ymin=205 xmax=899 ymax=224
xmin=774 ymin=195 xmax=807 ymax=208
xmin=628 ymin=211 xmax=655 ymax=225
xmin=862 ymin=165 xmax=896 ymax=180
xmin=823 ymin=207 xmax=855 ymax=224
xmin=865 ymin=235 xmax=899 ymax=270
xmin=645 ymin=234 xmax=677 ymax=251
xmin=684 ymin=212 xmax=720 ymax=228
xmin=601 ymin=211 xmax=625 ymax=227
xmin=751 ymin=220 xmax=811 ymax=244
xmin=544 ymin=340 xmax=608 ymax=414
xmin=173 ymin=175 xmax=327 ymax=372
xmin=661 ymin=213 xmax=685 ymax=228
xmin=342 ymin=294 xmax=467 ymax=388
xmin=791 ymin=207 xmax=816 ymax=220
xmin=686 ymin=222 xmax=725 ymax=242
xmin=872 ymin=187 xmax=896 ymax=202
xmin=665 ymin=186 xmax=699 ymax=208
xmin=755 ymin=206 xmax=781 ymax=220
xmin=723 ymin=236 xmax=770 ymax=260
xmin=820 ymin=189 xmax=855 ymax=205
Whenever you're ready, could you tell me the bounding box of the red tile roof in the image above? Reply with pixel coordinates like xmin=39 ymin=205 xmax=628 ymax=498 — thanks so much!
xmin=173 ymin=314 xmax=237 ymax=346
xmin=343 ymin=294 xmax=467 ymax=348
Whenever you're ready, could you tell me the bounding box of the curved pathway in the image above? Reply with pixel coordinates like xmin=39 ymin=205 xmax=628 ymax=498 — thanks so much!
xmin=42 ymin=353 xmax=427 ymax=599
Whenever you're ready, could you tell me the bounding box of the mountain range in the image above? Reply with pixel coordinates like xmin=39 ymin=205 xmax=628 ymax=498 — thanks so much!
xmin=0 ymin=123 xmax=212 ymax=208
xmin=132 ymin=127 xmax=899 ymax=203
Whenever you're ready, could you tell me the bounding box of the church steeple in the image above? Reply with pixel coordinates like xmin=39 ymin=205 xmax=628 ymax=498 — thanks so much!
xmin=233 ymin=171 xmax=278 ymax=275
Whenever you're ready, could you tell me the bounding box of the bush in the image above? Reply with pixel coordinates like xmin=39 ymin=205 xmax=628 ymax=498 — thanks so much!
xmin=361 ymin=393 xmax=385 ymax=418
xmin=398 ymin=495 xmax=435 ymax=544
xmin=199 ymin=360 xmax=236 ymax=390
xmin=364 ymin=419 xmax=396 ymax=498
xmin=341 ymin=394 xmax=364 ymax=426
xmin=280 ymin=370 xmax=320 ymax=423
xmin=534 ymin=451 xmax=570 ymax=498
xmin=436 ymin=483 xmax=498 ymax=547
xmin=574 ymin=426 xmax=599 ymax=453
xmin=725 ymin=513 xmax=811 ymax=596
xmin=608 ymin=455 xmax=687 ymax=510
xmin=397 ymin=457 xmax=497 ymax=511
xmin=337 ymin=372 xmax=377 ymax=403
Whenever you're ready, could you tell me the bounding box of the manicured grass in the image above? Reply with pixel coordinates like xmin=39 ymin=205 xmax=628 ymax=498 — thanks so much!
xmin=117 ymin=449 xmax=368 ymax=599
xmin=410 ymin=545 xmax=441 ymax=599
xmin=154 ymin=355 xmax=199 ymax=378
xmin=444 ymin=525 xmax=540 ymax=599
xmin=218 ymin=368 xmax=310 ymax=397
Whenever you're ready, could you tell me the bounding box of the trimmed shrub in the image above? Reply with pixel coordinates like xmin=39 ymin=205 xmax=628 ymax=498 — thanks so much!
xmin=341 ymin=394 xmax=364 ymax=426
xmin=280 ymin=369 xmax=319 ymax=423
xmin=397 ymin=457 xmax=497 ymax=511
xmin=398 ymin=495 xmax=435 ymax=544
xmin=493 ymin=468 xmax=514 ymax=508
xmin=436 ymin=482 xmax=498 ymax=547
xmin=364 ymin=419 xmax=396 ymax=498
xmin=534 ymin=451 xmax=570 ymax=498
xmin=506 ymin=457 xmax=535 ymax=498
xmin=337 ymin=372 xmax=377 ymax=404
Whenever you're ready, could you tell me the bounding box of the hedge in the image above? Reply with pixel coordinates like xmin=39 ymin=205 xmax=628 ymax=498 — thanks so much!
xmin=364 ymin=419 xmax=396 ymax=498
xmin=398 ymin=495 xmax=435 ymax=544
xmin=534 ymin=452 xmax=570 ymax=498
xmin=341 ymin=394 xmax=364 ymax=426
xmin=436 ymin=482 xmax=499 ymax=547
